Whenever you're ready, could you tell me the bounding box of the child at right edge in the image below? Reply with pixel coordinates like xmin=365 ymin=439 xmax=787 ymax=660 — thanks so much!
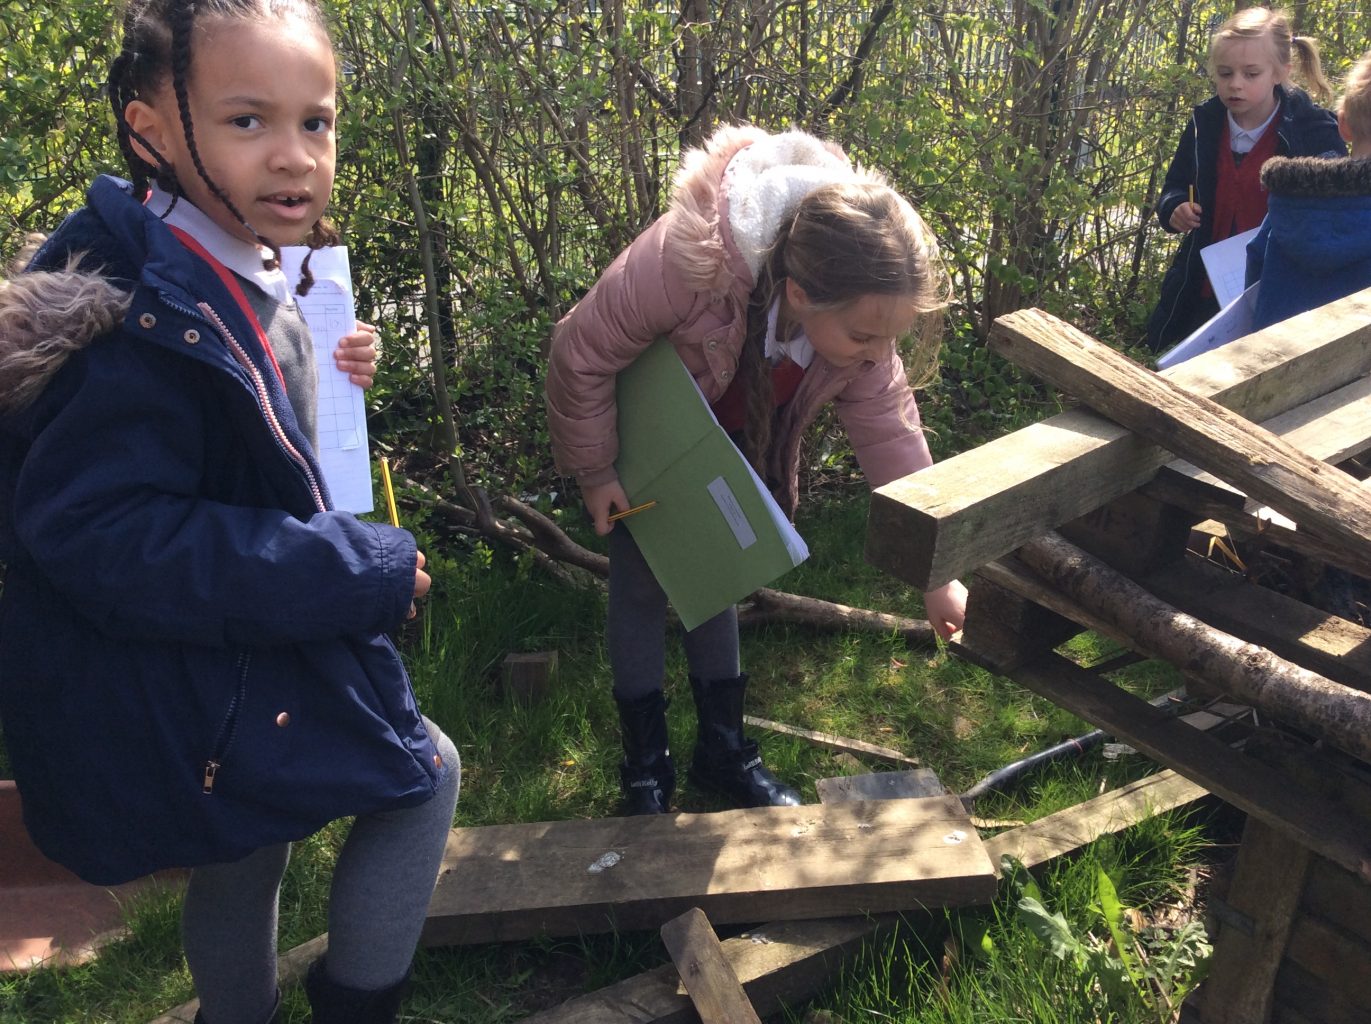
xmin=1244 ymin=47 xmax=1371 ymax=329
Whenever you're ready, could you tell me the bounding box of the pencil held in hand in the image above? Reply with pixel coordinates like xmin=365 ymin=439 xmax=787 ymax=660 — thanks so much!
xmin=380 ymin=456 xmax=400 ymax=527
xmin=607 ymin=500 xmax=658 ymax=523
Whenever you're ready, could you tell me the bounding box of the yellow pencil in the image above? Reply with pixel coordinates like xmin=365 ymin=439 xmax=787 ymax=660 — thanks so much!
xmin=607 ymin=499 xmax=658 ymax=523
xmin=1188 ymin=185 xmax=1195 ymax=206
xmin=380 ymin=456 xmax=400 ymax=527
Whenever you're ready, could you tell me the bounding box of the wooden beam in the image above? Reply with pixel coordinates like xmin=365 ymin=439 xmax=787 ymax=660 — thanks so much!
xmin=1163 ymin=374 xmax=1371 ymax=498
xmin=742 ymin=716 xmax=921 ymax=767
xmin=999 ymin=650 xmax=1371 ymax=879
xmin=1201 ymin=818 xmax=1312 ymax=1024
xmin=420 ymin=799 xmax=996 ymax=946
xmin=660 ymin=908 xmax=764 ymax=1024
xmin=990 ymin=307 xmax=1371 ymax=579
xmin=866 ymin=288 xmax=1371 ymax=590
xmin=517 ymin=772 xmax=1208 ymax=1024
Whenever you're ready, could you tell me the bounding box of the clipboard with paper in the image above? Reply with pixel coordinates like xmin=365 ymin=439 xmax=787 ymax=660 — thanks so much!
xmin=614 ymin=338 xmax=809 ymax=630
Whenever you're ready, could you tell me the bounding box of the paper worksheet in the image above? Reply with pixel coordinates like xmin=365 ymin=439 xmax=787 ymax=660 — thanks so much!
xmin=1156 ymin=282 xmax=1259 ymax=370
xmin=279 ymin=246 xmax=374 ymax=513
xmin=1199 ymin=226 xmax=1261 ymax=309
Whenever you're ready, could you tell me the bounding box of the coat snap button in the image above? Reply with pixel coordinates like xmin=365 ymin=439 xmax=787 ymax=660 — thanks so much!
xmin=138 ymin=313 xmax=156 ymax=329
xmin=183 ymin=329 xmax=201 ymax=345
xmin=707 ymin=339 xmax=718 ymax=351
xmin=719 ymin=369 xmax=732 ymax=382
xmin=275 ymin=712 xmax=290 ymax=727
xmin=433 ymin=754 xmax=444 ymax=769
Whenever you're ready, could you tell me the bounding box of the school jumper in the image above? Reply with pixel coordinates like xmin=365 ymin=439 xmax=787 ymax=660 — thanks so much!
xmin=1244 ymin=154 xmax=1371 ymax=328
xmin=0 ymin=175 xmax=443 ymax=886
xmin=1145 ymin=85 xmax=1344 ymax=351
xmin=546 ymin=125 xmax=935 ymax=812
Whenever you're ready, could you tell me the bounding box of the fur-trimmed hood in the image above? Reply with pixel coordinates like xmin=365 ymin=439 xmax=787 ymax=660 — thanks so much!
xmin=661 ymin=124 xmax=866 ymax=294
xmin=1261 ymin=155 xmax=1371 ymax=197
xmin=0 ymin=254 xmax=131 ymax=416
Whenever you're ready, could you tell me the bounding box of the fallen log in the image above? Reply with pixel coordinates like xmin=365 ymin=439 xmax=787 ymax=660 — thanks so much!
xmin=1017 ymin=531 xmax=1371 ymax=766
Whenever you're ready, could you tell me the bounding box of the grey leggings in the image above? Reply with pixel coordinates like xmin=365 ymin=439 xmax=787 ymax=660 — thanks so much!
xmin=608 ymin=525 xmax=739 ymax=698
xmin=182 ymin=719 xmax=461 ymax=1024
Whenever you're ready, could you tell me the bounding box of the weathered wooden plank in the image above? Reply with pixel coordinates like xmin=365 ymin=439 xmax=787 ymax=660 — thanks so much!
xmin=996 ymin=650 xmax=1371 ymax=879
xmin=1163 ymin=373 xmax=1371 ymax=497
xmin=1273 ymin=960 xmax=1368 ymax=1024
xmin=866 ymin=288 xmax=1371 ymax=590
xmin=1285 ymin=914 xmax=1371 ymax=1013
xmin=1302 ymin=860 xmax=1371 ymax=950
xmin=959 ymin=573 xmax=1084 ymax=672
xmin=517 ymin=773 xmax=1208 ymax=1024
xmin=659 ymin=908 xmax=763 ymax=1024
xmin=990 ymin=307 xmax=1371 ymax=579
xmin=420 ymin=799 xmax=995 ymax=947
xmin=742 ymin=716 xmax=921 ymax=767
xmin=982 ymin=769 xmax=1207 ymax=871
xmin=815 ymin=770 xmax=946 ymax=803
xmin=1201 ymin=818 xmax=1311 ymax=1024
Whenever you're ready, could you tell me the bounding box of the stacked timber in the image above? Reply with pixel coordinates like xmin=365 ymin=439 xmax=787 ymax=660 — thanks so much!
xmin=865 ymin=284 xmax=1371 ymax=1023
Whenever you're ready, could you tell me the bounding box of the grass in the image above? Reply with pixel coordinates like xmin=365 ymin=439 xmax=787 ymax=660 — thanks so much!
xmin=0 ymin=487 xmax=1212 ymax=1024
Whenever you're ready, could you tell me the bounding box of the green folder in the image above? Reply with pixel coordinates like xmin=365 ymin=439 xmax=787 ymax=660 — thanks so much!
xmin=614 ymin=338 xmax=809 ymax=630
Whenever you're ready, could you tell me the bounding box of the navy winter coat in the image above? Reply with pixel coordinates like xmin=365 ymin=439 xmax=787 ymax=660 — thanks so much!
xmin=0 ymin=177 xmax=442 ymax=885
xmin=1145 ymin=86 xmax=1344 ymax=351
xmin=1244 ymin=155 xmax=1371 ymax=329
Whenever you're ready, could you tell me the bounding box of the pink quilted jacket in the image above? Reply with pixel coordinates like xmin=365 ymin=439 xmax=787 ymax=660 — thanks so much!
xmin=545 ymin=124 xmax=934 ymax=517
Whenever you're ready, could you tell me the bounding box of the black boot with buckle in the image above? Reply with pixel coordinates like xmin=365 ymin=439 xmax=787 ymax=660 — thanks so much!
xmin=614 ymin=689 xmax=675 ymax=815
xmin=687 ymin=674 xmax=801 ymax=807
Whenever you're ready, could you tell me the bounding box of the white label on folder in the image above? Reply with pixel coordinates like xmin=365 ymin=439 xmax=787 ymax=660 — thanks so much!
xmin=707 ymin=476 xmax=757 ymax=549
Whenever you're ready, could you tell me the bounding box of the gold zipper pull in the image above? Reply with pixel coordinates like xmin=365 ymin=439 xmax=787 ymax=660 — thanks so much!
xmin=203 ymin=760 xmax=220 ymax=794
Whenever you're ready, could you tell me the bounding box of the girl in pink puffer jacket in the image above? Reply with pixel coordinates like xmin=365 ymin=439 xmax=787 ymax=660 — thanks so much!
xmin=546 ymin=125 xmax=966 ymax=814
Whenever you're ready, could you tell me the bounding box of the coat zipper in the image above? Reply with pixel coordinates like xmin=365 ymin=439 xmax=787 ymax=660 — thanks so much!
xmin=160 ymin=294 xmax=328 ymax=514
xmin=203 ymin=650 xmax=252 ymax=794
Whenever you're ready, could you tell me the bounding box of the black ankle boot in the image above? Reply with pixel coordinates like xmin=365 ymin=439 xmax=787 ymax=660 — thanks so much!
xmin=193 ymin=991 xmax=281 ymax=1024
xmin=304 ymin=958 xmax=409 ymax=1024
xmin=688 ymin=674 xmax=801 ymax=808
xmin=614 ymin=689 xmax=675 ymax=815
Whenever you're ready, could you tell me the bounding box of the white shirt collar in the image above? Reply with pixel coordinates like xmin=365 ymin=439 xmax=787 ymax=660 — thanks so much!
xmin=764 ymin=297 xmax=815 ymax=370
xmin=146 ymin=184 xmax=292 ymax=304
xmin=1228 ymin=103 xmax=1280 ymax=154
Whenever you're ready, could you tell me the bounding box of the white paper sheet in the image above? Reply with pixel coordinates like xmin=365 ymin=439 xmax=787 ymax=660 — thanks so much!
xmin=1156 ymin=282 xmax=1260 ymax=370
xmin=1199 ymin=226 xmax=1261 ymax=309
xmin=279 ymin=246 xmax=374 ymax=513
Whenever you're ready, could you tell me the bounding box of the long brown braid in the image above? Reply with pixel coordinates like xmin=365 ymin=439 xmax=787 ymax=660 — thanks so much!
xmin=105 ymin=0 xmax=338 ymax=294
xmin=734 ymin=179 xmax=950 ymax=477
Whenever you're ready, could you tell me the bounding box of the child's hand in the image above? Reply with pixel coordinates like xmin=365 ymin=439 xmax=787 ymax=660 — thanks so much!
xmin=334 ymin=321 xmax=379 ymax=389
xmin=923 ymin=579 xmax=968 ymax=641
xmin=409 ymin=549 xmax=431 ymax=620
xmin=584 ymin=480 xmax=630 ymax=536
xmin=1169 ymin=201 xmax=1202 ymax=233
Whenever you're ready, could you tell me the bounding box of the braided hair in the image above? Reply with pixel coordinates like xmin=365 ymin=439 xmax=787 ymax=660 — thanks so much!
xmin=106 ymin=0 xmax=339 ymax=293
xmin=734 ymin=178 xmax=950 ymax=477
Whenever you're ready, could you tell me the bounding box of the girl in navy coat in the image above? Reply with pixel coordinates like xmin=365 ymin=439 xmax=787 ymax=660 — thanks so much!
xmin=0 ymin=2 xmax=457 ymax=1021
xmin=1145 ymin=7 xmax=1343 ymax=351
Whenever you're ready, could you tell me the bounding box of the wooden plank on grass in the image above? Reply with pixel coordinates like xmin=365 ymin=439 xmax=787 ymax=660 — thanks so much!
xmin=989 ymin=306 xmax=1371 ymax=579
xmin=866 ymin=287 xmax=1371 ymax=590
xmin=983 ymin=769 xmax=1207 ymax=871
xmin=660 ymin=908 xmax=763 ymax=1024
xmin=519 ymin=774 xmax=1209 ymax=1024
xmin=420 ymin=799 xmax=995 ymax=947
xmin=743 ymin=715 xmax=921 ymax=767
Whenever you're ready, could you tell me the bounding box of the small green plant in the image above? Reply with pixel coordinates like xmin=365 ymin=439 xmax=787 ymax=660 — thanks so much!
xmin=1000 ymin=854 xmax=1211 ymax=1023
